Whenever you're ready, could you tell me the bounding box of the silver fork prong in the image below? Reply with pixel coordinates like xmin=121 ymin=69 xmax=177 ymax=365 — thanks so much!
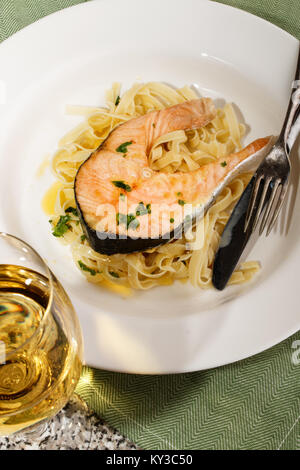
xmin=259 ymin=179 xmax=280 ymax=235
xmin=244 ymin=175 xmax=263 ymax=232
xmin=266 ymin=180 xmax=289 ymax=236
xmin=251 ymin=177 xmax=272 ymax=232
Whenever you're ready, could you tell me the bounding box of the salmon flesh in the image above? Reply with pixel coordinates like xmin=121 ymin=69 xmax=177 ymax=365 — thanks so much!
xmin=74 ymin=99 xmax=269 ymax=254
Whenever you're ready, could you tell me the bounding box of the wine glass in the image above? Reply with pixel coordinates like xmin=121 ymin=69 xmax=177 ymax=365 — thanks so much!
xmin=0 ymin=232 xmax=83 ymax=436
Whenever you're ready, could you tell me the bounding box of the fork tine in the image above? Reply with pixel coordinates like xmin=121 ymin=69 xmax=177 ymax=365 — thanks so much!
xmin=266 ymin=180 xmax=289 ymax=236
xmin=251 ymin=177 xmax=272 ymax=232
xmin=244 ymin=175 xmax=263 ymax=232
xmin=259 ymin=179 xmax=280 ymax=235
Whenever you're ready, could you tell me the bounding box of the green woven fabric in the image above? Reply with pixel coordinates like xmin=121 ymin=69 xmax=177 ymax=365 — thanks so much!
xmin=213 ymin=0 xmax=300 ymax=39
xmin=1 ymin=0 xmax=299 ymax=450
xmin=76 ymin=334 xmax=300 ymax=450
xmin=0 ymin=0 xmax=88 ymax=41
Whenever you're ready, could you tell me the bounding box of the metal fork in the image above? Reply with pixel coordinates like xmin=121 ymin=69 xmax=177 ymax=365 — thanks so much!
xmin=245 ymin=45 xmax=300 ymax=235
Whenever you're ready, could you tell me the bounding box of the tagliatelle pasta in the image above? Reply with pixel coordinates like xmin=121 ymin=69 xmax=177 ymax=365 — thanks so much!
xmin=44 ymin=82 xmax=260 ymax=295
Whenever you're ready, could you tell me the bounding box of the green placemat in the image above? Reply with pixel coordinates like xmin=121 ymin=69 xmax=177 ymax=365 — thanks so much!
xmin=77 ymin=334 xmax=300 ymax=450
xmin=213 ymin=0 xmax=300 ymax=39
xmin=0 ymin=0 xmax=299 ymax=450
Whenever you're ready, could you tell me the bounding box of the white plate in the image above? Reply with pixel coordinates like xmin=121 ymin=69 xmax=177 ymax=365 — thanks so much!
xmin=0 ymin=0 xmax=299 ymax=374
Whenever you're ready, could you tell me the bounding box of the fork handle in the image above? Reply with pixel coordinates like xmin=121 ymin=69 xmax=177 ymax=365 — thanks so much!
xmin=280 ymin=44 xmax=300 ymax=153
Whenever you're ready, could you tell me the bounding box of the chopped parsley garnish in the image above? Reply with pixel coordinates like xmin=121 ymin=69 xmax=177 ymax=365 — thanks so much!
xmin=176 ymin=192 xmax=183 ymax=197
xmin=126 ymin=214 xmax=139 ymax=230
xmin=116 ymin=141 xmax=133 ymax=154
xmin=78 ymin=260 xmax=99 ymax=276
xmin=51 ymin=207 xmax=79 ymax=237
xmin=135 ymin=202 xmax=149 ymax=216
xmin=109 ymin=271 xmax=120 ymax=279
xmin=115 ymin=95 xmax=120 ymax=106
xmin=116 ymin=213 xmax=127 ymax=226
xmin=112 ymin=180 xmax=132 ymax=192
xmin=65 ymin=206 xmax=78 ymax=216
xmin=178 ymin=199 xmax=186 ymax=206
xmin=80 ymin=234 xmax=87 ymax=242
xmin=119 ymin=193 xmax=126 ymax=200
xmin=116 ymin=213 xmax=140 ymax=230
xmin=52 ymin=215 xmax=71 ymax=237
xmin=221 ymin=161 xmax=227 ymax=167
xmin=170 ymin=218 xmax=175 ymax=223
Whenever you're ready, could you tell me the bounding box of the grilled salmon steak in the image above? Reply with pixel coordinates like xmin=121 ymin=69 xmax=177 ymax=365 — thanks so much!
xmin=75 ymin=99 xmax=269 ymax=254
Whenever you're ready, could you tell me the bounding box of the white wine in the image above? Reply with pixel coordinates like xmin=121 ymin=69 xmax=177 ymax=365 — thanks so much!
xmin=0 ymin=264 xmax=82 ymax=435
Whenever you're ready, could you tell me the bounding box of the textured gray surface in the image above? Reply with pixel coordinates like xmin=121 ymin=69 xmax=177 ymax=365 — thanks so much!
xmin=0 ymin=394 xmax=137 ymax=450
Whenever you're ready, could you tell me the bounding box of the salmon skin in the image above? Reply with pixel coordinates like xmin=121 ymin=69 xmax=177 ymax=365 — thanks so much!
xmin=74 ymin=99 xmax=269 ymax=255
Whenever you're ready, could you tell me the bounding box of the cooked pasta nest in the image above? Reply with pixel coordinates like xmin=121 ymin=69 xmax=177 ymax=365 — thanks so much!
xmin=46 ymin=82 xmax=259 ymax=296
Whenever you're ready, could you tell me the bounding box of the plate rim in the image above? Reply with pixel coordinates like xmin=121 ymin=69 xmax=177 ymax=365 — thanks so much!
xmin=0 ymin=0 xmax=298 ymax=48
